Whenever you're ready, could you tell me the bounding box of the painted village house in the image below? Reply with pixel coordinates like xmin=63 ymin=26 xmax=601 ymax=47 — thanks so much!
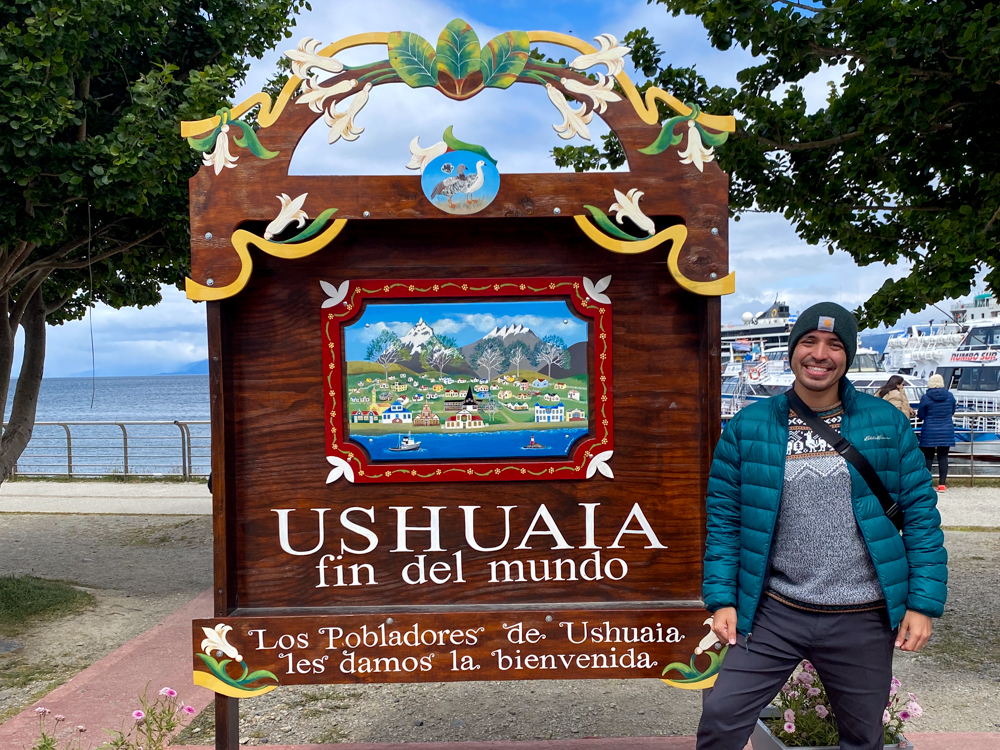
xmin=443 ymin=407 xmax=485 ymax=430
xmin=567 ymin=389 xmax=582 ymax=401
xmin=498 ymin=390 xmax=513 ymax=400
xmin=518 ymin=379 xmax=530 ymax=390
xmin=444 ymin=389 xmax=460 ymax=398
xmin=534 ymin=402 xmax=565 ymax=423
xmin=543 ymin=393 xmax=561 ymax=402
xmin=445 ymin=387 xmax=479 ymax=413
xmin=567 ymin=408 xmax=586 ymax=421
xmin=351 ymin=410 xmax=380 ymax=424
xmin=413 ymin=404 xmax=440 ymax=427
xmin=532 ymin=378 xmax=549 ymax=388
xmin=554 ymin=382 xmax=567 ymax=390
xmin=381 ymin=401 xmax=413 ymax=424
xmin=432 ymin=384 xmax=445 ymax=392
xmin=507 ymin=402 xmax=529 ymax=411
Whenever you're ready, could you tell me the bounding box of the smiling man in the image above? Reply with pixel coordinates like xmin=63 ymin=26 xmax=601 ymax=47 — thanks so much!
xmin=698 ymin=302 xmax=947 ymax=750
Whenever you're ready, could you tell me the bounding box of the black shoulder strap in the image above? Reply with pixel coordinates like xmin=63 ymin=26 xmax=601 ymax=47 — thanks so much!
xmin=785 ymin=388 xmax=904 ymax=532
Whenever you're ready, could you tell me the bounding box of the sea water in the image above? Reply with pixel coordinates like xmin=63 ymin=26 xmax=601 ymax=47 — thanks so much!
xmin=359 ymin=428 xmax=590 ymax=461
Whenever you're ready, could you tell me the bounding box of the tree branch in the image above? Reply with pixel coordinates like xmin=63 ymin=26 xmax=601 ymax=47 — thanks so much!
xmin=778 ymin=0 xmax=828 ymax=11
xmin=0 ymin=241 xmax=37 ymax=285
xmin=808 ymin=43 xmax=866 ymax=63
xmin=45 ymin=226 xmax=164 ymax=270
xmin=44 ymin=290 xmax=76 ymax=316
xmin=750 ymin=130 xmax=867 ymax=152
xmin=983 ymin=205 xmax=1000 ymax=235
xmin=7 ymin=270 xmax=49 ymax=334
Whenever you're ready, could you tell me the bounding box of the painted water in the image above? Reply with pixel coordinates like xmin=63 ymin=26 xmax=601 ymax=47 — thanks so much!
xmin=357 ymin=428 xmax=590 ymax=462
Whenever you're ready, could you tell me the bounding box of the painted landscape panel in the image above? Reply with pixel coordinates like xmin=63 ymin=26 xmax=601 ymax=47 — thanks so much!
xmin=343 ymin=300 xmax=590 ymax=461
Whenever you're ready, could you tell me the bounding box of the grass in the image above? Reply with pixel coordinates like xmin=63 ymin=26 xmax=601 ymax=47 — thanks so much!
xmin=941 ymin=525 xmax=1000 ymax=532
xmin=173 ymin=700 xmax=214 ymax=745
xmin=0 ymin=576 xmax=95 ymax=636
xmin=0 ymin=658 xmax=88 ymax=722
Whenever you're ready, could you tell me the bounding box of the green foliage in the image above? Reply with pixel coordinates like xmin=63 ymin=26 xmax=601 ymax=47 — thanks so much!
xmin=436 ymin=19 xmax=481 ymax=83
xmin=419 ymin=334 xmax=463 ymax=375
xmin=387 ymin=31 xmax=438 ymax=88
xmin=560 ymin=5 xmax=1000 ymax=326
xmin=584 ymin=205 xmax=645 ymax=241
xmin=532 ymin=335 xmax=570 ymax=376
xmin=443 ymin=126 xmax=497 ymax=165
xmin=0 ymin=575 xmax=94 ymax=635
xmin=480 ymin=31 xmax=530 ymax=89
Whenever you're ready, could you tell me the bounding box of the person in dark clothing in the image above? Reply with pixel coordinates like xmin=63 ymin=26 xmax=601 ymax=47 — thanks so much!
xmin=917 ymin=373 xmax=957 ymax=491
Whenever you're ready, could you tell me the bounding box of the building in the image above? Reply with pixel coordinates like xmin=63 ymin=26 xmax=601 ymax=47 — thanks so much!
xmin=532 ymin=378 xmax=549 ymax=388
xmin=413 ymin=404 xmax=440 ymax=426
xmin=351 ymin=410 xmax=380 ymax=424
xmin=474 ymin=384 xmax=490 ymax=393
xmin=432 ymin=383 xmax=445 ymax=392
xmin=506 ymin=401 xmax=529 ymax=411
xmin=498 ymin=390 xmax=513 ymax=400
xmin=443 ymin=407 xmax=485 ymax=430
xmin=517 ymin=379 xmax=530 ymax=390
xmin=567 ymin=389 xmax=582 ymax=401
xmin=534 ymin=402 xmax=564 ymax=423
xmin=543 ymin=393 xmax=560 ymax=402
xmin=445 ymin=386 xmax=479 ymax=413
xmin=567 ymin=408 xmax=586 ymax=421
xmin=554 ymin=382 xmax=567 ymax=390
xmin=381 ymin=401 xmax=413 ymax=424
xmin=444 ymin=389 xmax=460 ymax=398
xmin=391 ymin=383 xmax=408 ymax=392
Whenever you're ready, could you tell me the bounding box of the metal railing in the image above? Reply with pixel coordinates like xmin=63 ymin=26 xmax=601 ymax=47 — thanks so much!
xmin=7 ymin=421 xmax=210 ymax=479
xmin=721 ymin=410 xmax=1000 ymax=482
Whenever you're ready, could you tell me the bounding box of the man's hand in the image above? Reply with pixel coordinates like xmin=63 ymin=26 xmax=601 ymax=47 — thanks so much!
xmin=712 ymin=606 xmax=738 ymax=646
xmin=896 ymin=610 xmax=933 ymax=652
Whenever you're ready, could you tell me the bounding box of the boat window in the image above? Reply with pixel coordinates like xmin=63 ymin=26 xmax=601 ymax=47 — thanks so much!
xmin=722 ymin=380 xmax=738 ymax=395
xmin=964 ymin=326 xmax=1000 ymax=348
xmin=904 ymin=387 xmax=926 ymax=402
xmin=958 ymin=368 xmax=979 ymax=390
xmin=849 ymin=353 xmax=881 ymax=372
xmin=937 ymin=368 xmax=956 ymax=389
xmin=978 ymin=368 xmax=1000 ymax=392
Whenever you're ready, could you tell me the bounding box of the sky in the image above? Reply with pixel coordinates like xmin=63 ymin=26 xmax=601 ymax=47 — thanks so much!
xmin=20 ymin=0 xmax=972 ymax=377
xmin=344 ymin=300 xmax=587 ymax=361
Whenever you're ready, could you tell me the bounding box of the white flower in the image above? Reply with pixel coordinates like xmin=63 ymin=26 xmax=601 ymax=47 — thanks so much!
xmin=297 ymin=78 xmax=357 ymax=114
xmin=582 ymin=275 xmax=612 ymax=305
xmin=200 ymin=624 xmax=242 ymax=663
xmin=264 ymin=193 xmax=309 ymax=240
xmin=327 ymin=455 xmax=356 ymax=483
xmin=546 ymin=83 xmax=593 ymax=141
xmin=678 ymin=120 xmax=715 ymax=172
xmin=285 ymin=37 xmax=344 ymax=80
xmin=324 ymin=83 xmax=372 ymax=144
xmin=569 ymin=34 xmax=631 ymax=77
xmin=202 ymin=125 xmax=238 ymax=175
xmin=560 ymin=74 xmax=621 ymax=114
xmin=609 ymin=188 xmax=655 ymax=236
xmin=406 ymin=137 xmax=448 ymax=173
xmin=586 ymin=450 xmax=614 ymax=479
xmin=694 ymin=617 xmax=720 ymax=655
xmin=320 ymin=280 xmax=350 ymax=308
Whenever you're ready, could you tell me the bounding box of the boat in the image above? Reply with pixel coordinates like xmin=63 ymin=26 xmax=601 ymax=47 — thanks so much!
xmin=388 ymin=433 xmax=421 ymax=452
xmin=721 ymin=300 xmax=795 ymax=363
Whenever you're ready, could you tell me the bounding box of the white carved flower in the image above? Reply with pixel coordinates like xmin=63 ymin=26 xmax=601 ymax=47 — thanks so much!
xmin=320 ymin=280 xmax=350 ymax=308
xmin=285 ymin=37 xmax=345 ymax=80
xmin=406 ymin=137 xmax=448 ymax=173
xmin=201 ymin=624 xmax=243 ymax=663
xmin=569 ymin=34 xmax=631 ymax=77
xmin=609 ymin=188 xmax=655 ymax=236
xmin=678 ymin=120 xmax=715 ymax=172
xmin=546 ymin=83 xmax=593 ymax=141
xmin=202 ymin=125 xmax=238 ymax=175
xmin=297 ymin=78 xmax=358 ymax=114
xmin=586 ymin=450 xmax=614 ymax=479
xmin=327 ymin=455 xmax=356 ymax=483
xmin=560 ymin=74 xmax=621 ymax=114
xmin=264 ymin=193 xmax=309 ymax=240
xmin=324 ymin=83 xmax=372 ymax=144
xmin=582 ymin=275 xmax=612 ymax=305
xmin=694 ymin=617 xmax=721 ymax=656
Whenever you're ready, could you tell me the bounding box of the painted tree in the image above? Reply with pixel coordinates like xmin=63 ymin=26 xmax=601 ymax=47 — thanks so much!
xmin=553 ymin=2 xmax=1000 ymax=327
xmin=365 ymin=330 xmax=405 ymax=383
xmin=507 ymin=340 xmax=532 ymax=378
xmin=470 ymin=339 xmax=509 ymax=382
xmin=532 ymin=336 xmax=570 ymax=377
xmin=0 ymin=0 xmax=307 ymax=480
xmin=420 ymin=334 xmax=463 ymax=376
xmin=480 ymin=396 xmax=501 ymax=424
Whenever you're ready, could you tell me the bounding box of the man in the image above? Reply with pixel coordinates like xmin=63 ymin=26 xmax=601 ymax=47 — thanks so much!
xmin=698 ymin=302 xmax=947 ymax=750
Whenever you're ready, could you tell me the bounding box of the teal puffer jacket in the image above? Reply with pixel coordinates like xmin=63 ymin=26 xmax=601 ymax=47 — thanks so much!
xmin=704 ymin=381 xmax=947 ymax=633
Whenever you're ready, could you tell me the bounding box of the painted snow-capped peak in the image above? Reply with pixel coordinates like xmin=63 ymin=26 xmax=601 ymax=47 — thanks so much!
xmin=399 ymin=318 xmax=435 ymax=354
xmin=485 ymin=324 xmax=532 ymax=340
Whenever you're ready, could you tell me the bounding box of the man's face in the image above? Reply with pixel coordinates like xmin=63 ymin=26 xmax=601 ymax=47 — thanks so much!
xmin=790 ymin=330 xmax=848 ymax=393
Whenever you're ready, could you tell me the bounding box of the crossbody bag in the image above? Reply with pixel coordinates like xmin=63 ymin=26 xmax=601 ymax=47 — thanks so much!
xmin=785 ymin=388 xmax=904 ymax=532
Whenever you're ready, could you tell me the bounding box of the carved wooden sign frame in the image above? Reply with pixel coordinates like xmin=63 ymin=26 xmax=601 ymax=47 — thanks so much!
xmin=184 ymin=19 xmax=735 ymax=750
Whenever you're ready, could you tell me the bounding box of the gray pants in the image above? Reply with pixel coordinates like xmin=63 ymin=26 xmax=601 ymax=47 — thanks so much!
xmin=697 ymin=595 xmax=896 ymax=750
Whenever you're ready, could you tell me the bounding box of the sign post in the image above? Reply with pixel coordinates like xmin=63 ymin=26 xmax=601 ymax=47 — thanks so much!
xmin=183 ymin=21 xmax=735 ymax=749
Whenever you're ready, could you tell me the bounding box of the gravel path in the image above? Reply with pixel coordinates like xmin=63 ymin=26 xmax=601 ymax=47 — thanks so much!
xmin=0 ymin=493 xmax=997 ymax=745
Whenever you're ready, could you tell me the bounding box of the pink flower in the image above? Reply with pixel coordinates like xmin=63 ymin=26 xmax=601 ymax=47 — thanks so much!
xmin=133 ymin=710 xmax=145 ymax=721
xmin=784 ymin=722 xmax=796 ymax=733
xmin=908 ymin=692 xmax=917 ymax=702
xmin=796 ymin=671 xmax=815 ymax=685
xmin=816 ymin=705 xmax=829 ymax=718
xmin=159 ymin=687 xmax=178 ymax=697
xmin=883 ymin=709 xmax=891 ymax=725
xmin=182 ymin=705 xmax=196 ymax=715
xmin=35 ymin=707 xmax=51 ymax=715
xmin=54 ymin=715 xmax=65 ymax=722
xmin=807 ymin=687 xmax=821 ymax=697
xmin=76 ymin=726 xmax=86 ymax=733
xmin=787 ymin=690 xmax=799 ymax=699
xmin=802 ymin=661 xmax=815 ymax=672
xmin=899 ymin=710 xmax=912 ymax=721
xmin=781 ymin=684 xmax=792 ymax=694
xmin=784 ymin=709 xmax=795 ymax=723
xmin=889 ymin=677 xmax=901 ymax=696
xmin=907 ymin=701 xmax=923 ymax=719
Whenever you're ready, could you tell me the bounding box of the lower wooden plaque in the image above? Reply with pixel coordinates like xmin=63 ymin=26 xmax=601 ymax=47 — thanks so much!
xmin=193 ymin=607 xmax=717 ymax=695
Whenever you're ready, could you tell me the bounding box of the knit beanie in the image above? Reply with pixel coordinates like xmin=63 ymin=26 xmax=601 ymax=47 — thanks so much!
xmin=787 ymin=302 xmax=858 ymax=369
xmin=928 ymin=373 xmax=945 ymax=388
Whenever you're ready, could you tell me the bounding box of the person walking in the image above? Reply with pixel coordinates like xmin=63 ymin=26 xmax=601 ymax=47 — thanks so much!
xmin=917 ymin=373 xmax=957 ymax=491
xmin=876 ymin=375 xmax=915 ymax=418
xmin=698 ymin=302 xmax=947 ymax=750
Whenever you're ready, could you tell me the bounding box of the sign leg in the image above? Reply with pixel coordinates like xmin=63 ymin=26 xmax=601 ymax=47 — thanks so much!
xmin=215 ymin=695 xmax=238 ymax=750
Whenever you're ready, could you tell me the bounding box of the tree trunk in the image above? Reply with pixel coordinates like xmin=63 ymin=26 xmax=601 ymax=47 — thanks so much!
xmin=0 ymin=288 xmax=47 ymax=481
xmin=0 ymin=293 xmax=15 ymax=426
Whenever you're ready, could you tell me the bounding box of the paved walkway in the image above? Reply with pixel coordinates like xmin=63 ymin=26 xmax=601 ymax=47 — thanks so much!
xmin=0 ymin=480 xmax=211 ymax=515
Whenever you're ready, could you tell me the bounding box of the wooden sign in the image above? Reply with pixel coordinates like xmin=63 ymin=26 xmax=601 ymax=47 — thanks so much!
xmin=183 ymin=19 xmax=735 ymax=749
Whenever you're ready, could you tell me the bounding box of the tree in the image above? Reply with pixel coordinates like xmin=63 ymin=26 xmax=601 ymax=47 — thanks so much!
xmin=480 ymin=396 xmax=501 ymax=424
xmin=553 ymin=3 xmax=1000 ymax=327
xmin=365 ymin=330 xmax=405 ymax=383
xmin=507 ymin=340 xmax=531 ymax=378
xmin=0 ymin=0 xmax=307 ymax=479
xmin=470 ymin=339 xmax=509 ymax=382
xmin=420 ymin=334 xmax=463 ymax=376
xmin=532 ymin=336 xmax=570 ymax=377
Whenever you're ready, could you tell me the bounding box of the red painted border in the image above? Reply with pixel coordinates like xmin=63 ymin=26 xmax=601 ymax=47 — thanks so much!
xmin=322 ymin=277 xmax=612 ymax=483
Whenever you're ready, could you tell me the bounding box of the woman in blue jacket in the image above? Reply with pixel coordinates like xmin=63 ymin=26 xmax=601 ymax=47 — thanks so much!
xmin=917 ymin=373 xmax=957 ymax=491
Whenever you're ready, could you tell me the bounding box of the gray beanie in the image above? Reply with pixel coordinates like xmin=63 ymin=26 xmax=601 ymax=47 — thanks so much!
xmin=788 ymin=302 xmax=858 ymax=369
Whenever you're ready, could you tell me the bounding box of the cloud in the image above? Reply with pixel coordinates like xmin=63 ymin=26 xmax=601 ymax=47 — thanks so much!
xmin=457 ymin=313 xmax=585 ymax=341
xmin=429 ymin=317 xmax=464 ymax=334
